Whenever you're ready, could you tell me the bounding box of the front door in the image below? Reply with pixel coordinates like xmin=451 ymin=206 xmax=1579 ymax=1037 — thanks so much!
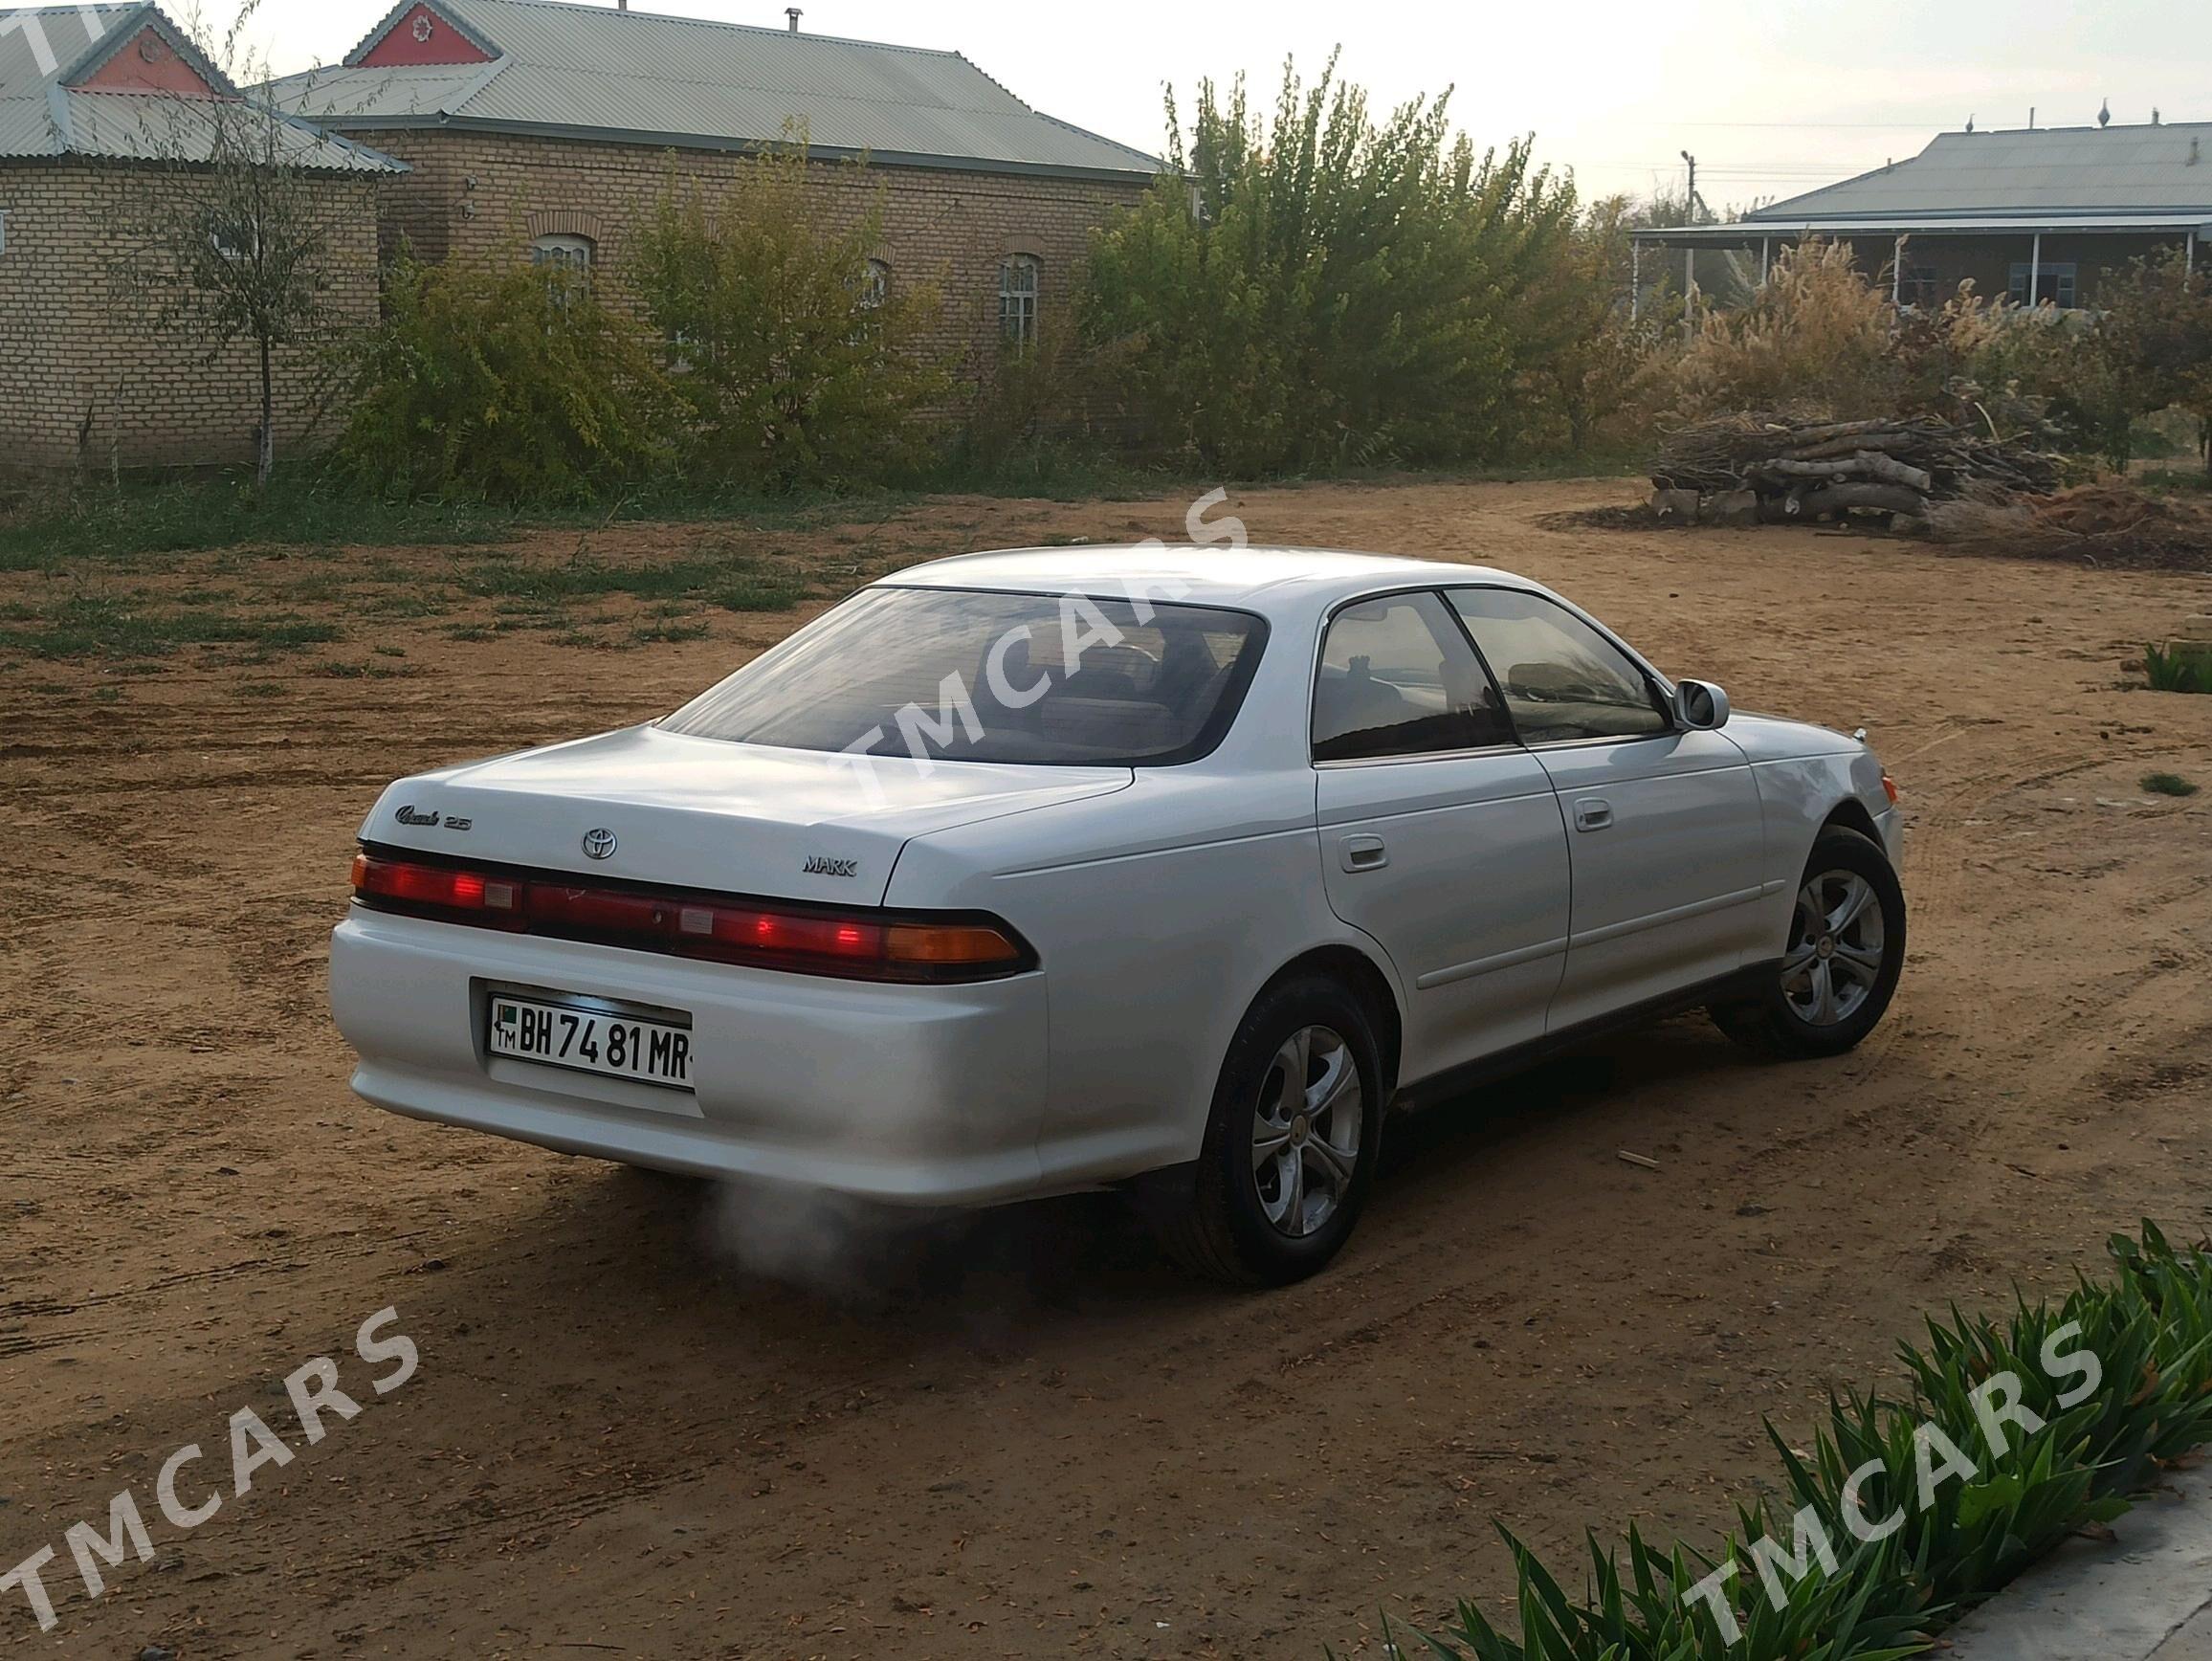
xmin=1312 ymin=591 xmax=1572 ymax=1075
xmin=1445 ymin=587 xmax=1768 ymax=1030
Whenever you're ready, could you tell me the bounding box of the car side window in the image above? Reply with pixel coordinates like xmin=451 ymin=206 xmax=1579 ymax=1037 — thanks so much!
xmin=1313 ymin=590 xmax=1514 ymax=763
xmin=1444 ymin=587 xmax=1670 ymax=745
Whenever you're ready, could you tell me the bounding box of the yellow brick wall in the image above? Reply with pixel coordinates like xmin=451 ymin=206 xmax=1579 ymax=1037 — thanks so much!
xmin=345 ymin=129 xmax=1151 ymax=384
xmin=0 ymin=161 xmax=384 ymax=472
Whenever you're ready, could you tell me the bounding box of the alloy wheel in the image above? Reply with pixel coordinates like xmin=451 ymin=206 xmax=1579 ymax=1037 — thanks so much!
xmin=1250 ymin=1025 xmax=1363 ymax=1237
xmin=1783 ymin=869 xmax=1887 ymax=1027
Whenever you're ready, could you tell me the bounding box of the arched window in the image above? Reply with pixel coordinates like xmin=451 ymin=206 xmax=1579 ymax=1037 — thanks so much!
xmin=529 ymin=233 xmax=594 ymax=275
xmin=998 ymin=255 xmax=1039 ymax=347
xmin=860 ymin=257 xmax=891 ymax=310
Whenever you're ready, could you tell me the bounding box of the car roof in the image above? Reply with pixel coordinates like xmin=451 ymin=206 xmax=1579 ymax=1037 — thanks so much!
xmin=883 ymin=545 xmax=1533 ymax=616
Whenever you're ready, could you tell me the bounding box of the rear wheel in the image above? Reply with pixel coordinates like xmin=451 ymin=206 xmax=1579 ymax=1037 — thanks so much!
xmin=1712 ymin=826 xmax=1905 ymax=1058
xmin=1146 ymin=975 xmax=1384 ymax=1287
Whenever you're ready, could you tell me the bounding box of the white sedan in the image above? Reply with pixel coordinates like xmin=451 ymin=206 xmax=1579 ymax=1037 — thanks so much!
xmin=329 ymin=547 xmax=1905 ymax=1283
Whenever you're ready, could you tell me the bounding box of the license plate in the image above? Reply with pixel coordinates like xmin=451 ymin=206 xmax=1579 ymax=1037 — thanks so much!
xmin=487 ymin=992 xmax=694 ymax=1090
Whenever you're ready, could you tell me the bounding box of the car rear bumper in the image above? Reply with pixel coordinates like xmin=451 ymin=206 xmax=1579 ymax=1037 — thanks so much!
xmin=329 ymin=907 xmax=1051 ymax=1205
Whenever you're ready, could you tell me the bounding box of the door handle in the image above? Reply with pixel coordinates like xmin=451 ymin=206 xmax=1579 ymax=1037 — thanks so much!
xmin=1574 ymin=798 xmax=1614 ymax=832
xmin=1339 ymin=834 xmax=1389 ymax=873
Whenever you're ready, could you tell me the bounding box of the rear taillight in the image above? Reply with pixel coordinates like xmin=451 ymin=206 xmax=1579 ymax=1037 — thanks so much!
xmin=350 ymin=852 xmax=523 ymax=925
xmin=350 ymin=853 xmax=1030 ymax=983
xmin=1882 ymin=772 xmax=1900 ymax=804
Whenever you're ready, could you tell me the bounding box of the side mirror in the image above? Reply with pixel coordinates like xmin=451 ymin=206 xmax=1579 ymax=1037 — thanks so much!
xmin=1674 ymin=678 xmax=1731 ymax=731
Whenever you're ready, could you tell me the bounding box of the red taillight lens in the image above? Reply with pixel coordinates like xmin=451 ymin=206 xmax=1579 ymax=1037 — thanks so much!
xmin=350 ymin=853 xmax=1029 ymax=982
xmin=351 ymin=853 xmax=523 ymax=924
xmin=1882 ymin=772 xmax=1900 ymax=804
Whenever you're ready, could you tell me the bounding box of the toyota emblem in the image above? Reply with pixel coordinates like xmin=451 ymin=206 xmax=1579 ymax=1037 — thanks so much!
xmin=581 ymin=828 xmax=617 ymax=860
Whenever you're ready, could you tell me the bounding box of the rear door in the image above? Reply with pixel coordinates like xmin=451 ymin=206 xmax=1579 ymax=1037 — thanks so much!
xmin=1312 ymin=590 xmax=1572 ymax=1077
xmin=1444 ymin=587 xmax=1767 ymax=1029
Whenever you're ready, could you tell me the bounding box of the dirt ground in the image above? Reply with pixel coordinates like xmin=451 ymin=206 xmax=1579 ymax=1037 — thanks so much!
xmin=3 ymin=476 xmax=2209 ymax=1659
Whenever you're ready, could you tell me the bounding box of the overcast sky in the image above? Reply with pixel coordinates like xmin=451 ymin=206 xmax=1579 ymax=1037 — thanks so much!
xmin=223 ymin=0 xmax=2212 ymax=213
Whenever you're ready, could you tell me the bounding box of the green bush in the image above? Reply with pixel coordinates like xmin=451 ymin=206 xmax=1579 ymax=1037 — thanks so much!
xmin=1081 ymin=58 xmax=1581 ymax=475
xmin=1400 ymin=1224 xmax=2212 ymax=1661
xmin=631 ymin=144 xmax=950 ymax=491
xmin=333 ymin=252 xmax=677 ymax=503
xmin=2145 ymin=643 xmax=2212 ymax=694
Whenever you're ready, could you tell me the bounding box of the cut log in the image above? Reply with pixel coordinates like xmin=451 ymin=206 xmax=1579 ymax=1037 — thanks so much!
xmin=1753 ymin=454 xmax=1935 ymax=492
xmin=1703 ymin=489 xmax=1761 ymax=527
xmin=1784 ymin=483 xmax=1929 ymax=520
xmin=1781 ymin=433 xmax=1931 ymax=462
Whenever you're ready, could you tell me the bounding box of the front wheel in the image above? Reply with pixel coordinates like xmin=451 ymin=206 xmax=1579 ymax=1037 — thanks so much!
xmin=1144 ymin=975 xmax=1385 ymax=1287
xmin=1712 ymin=826 xmax=1905 ymax=1058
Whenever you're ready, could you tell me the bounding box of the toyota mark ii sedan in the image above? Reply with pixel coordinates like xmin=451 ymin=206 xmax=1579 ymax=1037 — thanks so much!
xmin=330 ymin=546 xmax=1906 ymax=1284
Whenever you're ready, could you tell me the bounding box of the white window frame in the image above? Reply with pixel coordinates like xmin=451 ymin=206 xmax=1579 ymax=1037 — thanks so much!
xmin=998 ymin=254 xmax=1039 ymax=347
xmin=530 ymin=233 xmax=595 ymax=274
xmin=209 ymin=214 xmax=259 ymax=261
xmin=2008 ymin=260 xmax=2077 ymax=309
xmin=860 ymin=257 xmax=890 ymax=310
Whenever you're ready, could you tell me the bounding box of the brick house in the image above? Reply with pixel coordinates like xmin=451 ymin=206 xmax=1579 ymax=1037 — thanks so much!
xmin=1637 ymin=120 xmax=2212 ymax=312
xmin=0 ymin=4 xmax=400 ymax=471
xmin=267 ymin=0 xmax=1161 ymax=376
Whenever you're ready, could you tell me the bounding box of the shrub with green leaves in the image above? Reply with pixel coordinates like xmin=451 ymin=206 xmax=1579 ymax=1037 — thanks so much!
xmin=1396 ymin=1224 xmax=2212 ymax=1661
xmin=2145 ymin=643 xmax=2212 ymax=694
xmin=1081 ymin=57 xmax=1581 ymax=475
xmin=631 ymin=144 xmax=950 ymax=491
xmin=333 ymin=252 xmax=677 ymax=504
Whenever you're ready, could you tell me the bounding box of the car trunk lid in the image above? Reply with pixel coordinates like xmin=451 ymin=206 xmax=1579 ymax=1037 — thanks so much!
xmin=360 ymin=724 xmax=1131 ymax=907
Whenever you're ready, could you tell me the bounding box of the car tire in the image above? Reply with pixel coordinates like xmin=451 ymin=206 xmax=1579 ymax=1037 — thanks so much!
xmin=1144 ymin=975 xmax=1386 ymax=1287
xmin=1711 ymin=825 xmax=1905 ymax=1059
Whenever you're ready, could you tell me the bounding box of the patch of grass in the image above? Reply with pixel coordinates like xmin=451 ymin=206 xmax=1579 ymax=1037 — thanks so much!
xmin=0 ymin=468 xmax=938 ymax=574
xmin=2141 ymin=770 xmax=2200 ymax=797
xmin=2145 ymin=642 xmax=2212 ymax=694
xmin=1410 ymin=1222 xmax=2212 ymax=1661
xmin=236 ymin=681 xmax=285 ymax=698
xmin=0 ymin=596 xmax=343 ymax=660
xmin=456 ymin=553 xmax=806 ymax=613
xmin=371 ymin=644 xmax=407 ymax=658
xmin=629 ymin=618 xmax=712 ymax=645
xmin=310 ymin=659 xmax=417 ymax=679
xmin=0 ymin=474 xmax=523 ymax=572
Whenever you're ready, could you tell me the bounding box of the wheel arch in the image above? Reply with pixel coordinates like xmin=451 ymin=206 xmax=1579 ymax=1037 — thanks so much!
xmin=1255 ymin=943 xmax=1405 ymax=1100
xmin=1821 ymin=795 xmax=1883 ymax=847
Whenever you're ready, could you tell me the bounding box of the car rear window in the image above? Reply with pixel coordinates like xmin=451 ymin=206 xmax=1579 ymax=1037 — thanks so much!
xmin=659 ymin=587 xmax=1269 ymax=766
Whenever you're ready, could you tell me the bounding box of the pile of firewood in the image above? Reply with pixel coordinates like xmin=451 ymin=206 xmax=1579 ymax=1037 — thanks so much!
xmin=1649 ymin=414 xmax=2061 ymax=527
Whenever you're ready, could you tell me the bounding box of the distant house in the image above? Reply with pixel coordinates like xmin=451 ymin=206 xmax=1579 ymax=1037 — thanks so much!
xmin=267 ymin=0 xmax=1161 ymax=372
xmin=1636 ymin=120 xmax=2212 ymax=311
xmin=0 ymin=4 xmax=400 ymax=471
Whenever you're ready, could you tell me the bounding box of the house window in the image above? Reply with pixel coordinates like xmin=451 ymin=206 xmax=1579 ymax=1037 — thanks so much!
xmin=209 ymin=215 xmax=258 ymax=261
xmin=530 ymin=233 xmax=594 ymax=276
xmin=860 ymin=258 xmax=890 ymax=310
xmin=2008 ymin=261 xmax=2077 ymax=308
xmin=998 ymin=255 xmax=1039 ymax=347
xmin=1898 ymin=264 xmax=1940 ymax=309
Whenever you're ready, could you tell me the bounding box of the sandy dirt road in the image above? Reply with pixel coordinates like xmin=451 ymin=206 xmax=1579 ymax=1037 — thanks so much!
xmin=2 ymin=477 xmax=2208 ymax=1659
